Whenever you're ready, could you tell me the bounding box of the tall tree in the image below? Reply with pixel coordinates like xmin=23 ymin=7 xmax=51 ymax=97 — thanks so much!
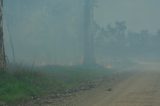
xmin=0 ymin=0 xmax=6 ymax=68
xmin=83 ymin=0 xmax=96 ymax=66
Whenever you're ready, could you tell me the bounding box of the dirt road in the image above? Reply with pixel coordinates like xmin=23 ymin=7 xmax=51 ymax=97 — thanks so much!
xmin=91 ymin=70 xmax=160 ymax=106
xmin=36 ymin=70 xmax=160 ymax=106
xmin=30 ymin=71 xmax=160 ymax=106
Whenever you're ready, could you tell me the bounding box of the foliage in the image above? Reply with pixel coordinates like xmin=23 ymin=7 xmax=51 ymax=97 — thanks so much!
xmin=0 ymin=66 xmax=111 ymax=105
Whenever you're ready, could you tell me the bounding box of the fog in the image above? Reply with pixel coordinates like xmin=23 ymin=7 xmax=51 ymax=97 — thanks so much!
xmin=3 ymin=0 xmax=160 ymax=69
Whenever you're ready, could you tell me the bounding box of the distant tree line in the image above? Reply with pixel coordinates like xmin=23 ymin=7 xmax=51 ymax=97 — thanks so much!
xmin=94 ymin=21 xmax=160 ymax=57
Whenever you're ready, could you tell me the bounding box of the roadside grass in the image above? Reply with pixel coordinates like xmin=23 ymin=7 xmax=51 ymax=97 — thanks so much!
xmin=0 ymin=66 xmax=112 ymax=105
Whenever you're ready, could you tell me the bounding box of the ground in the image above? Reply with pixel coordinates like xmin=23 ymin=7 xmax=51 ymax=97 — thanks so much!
xmin=29 ymin=70 xmax=160 ymax=106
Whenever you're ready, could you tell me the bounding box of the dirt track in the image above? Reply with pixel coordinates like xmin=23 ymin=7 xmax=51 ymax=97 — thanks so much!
xmin=90 ymin=70 xmax=160 ymax=106
xmin=26 ymin=71 xmax=160 ymax=106
xmin=34 ymin=70 xmax=160 ymax=106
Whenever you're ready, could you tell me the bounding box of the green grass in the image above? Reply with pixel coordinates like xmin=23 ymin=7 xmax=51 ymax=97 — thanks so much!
xmin=0 ymin=66 xmax=112 ymax=105
xmin=0 ymin=70 xmax=41 ymax=103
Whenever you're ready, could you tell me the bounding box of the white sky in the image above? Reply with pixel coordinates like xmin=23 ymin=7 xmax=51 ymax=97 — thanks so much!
xmin=95 ymin=0 xmax=160 ymax=33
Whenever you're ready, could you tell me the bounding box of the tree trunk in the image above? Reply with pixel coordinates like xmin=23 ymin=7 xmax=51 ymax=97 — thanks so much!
xmin=0 ymin=0 xmax=6 ymax=69
xmin=83 ymin=0 xmax=95 ymax=66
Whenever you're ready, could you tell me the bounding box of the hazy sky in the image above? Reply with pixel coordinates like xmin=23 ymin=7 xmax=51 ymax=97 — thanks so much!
xmin=3 ymin=0 xmax=160 ymax=64
xmin=95 ymin=0 xmax=160 ymax=33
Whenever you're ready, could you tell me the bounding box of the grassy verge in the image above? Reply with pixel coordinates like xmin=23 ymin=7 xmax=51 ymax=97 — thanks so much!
xmin=0 ymin=66 xmax=112 ymax=105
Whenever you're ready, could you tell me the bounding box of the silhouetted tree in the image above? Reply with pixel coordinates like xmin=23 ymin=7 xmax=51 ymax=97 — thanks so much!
xmin=83 ymin=0 xmax=96 ymax=66
xmin=115 ymin=21 xmax=127 ymax=47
